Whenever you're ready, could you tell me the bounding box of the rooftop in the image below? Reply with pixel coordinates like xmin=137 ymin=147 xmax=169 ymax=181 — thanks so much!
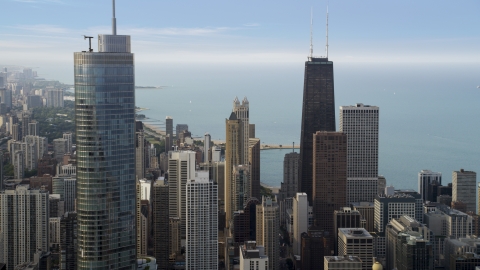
xmin=324 ymin=255 xmax=363 ymax=263
xmin=339 ymin=228 xmax=372 ymax=238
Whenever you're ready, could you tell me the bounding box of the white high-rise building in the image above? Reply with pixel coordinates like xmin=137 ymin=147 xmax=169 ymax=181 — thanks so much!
xmin=453 ymin=169 xmax=477 ymax=213
xmin=138 ymin=178 xmax=151 ymax=201
xmin=292 ymin=193 xmax=308 ymax=256
xmin=0 ymin=185 xmax=49 ymax=270
xmin=211 ymin=146 xmax=221 ymax=162
xmin=204 ymin=132 xmax=211 ymax=163
xmin=185 ymin=171 xmax=218 ymax=270
xmin=168 ymin=150 xmax=196 ymax=242
xmin=418 ymin=170 xmax=442 ymax=201
xmin=233 ymin=96 xmax=250 ymax=164
xmin=14 ymin=150 xmax=24 ymax=179
xmin=256 ymin=196 xmax=280 ymax=270
xmin=62 ymin=132 xmax=72 ymax=154
xmin=340 ymin=103 xmax=379 ymax=203
xmin=239 ymin=241 xmax=269 ymax=270
xmin=24 ymin=136 xmax=48 ymax=160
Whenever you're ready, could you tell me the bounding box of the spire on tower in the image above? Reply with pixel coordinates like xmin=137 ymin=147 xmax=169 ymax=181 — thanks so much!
xmin=325 ymin=6 xmax=329 ymax=58
xmin=309 ymin=7 xmax=313 ymax=60
xmin=112 ymin=0 xmax=117 ymax=35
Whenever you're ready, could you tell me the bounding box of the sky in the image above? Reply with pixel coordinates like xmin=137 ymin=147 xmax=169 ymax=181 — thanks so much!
xmin=0 ymin=0 xmax=479 ymax=83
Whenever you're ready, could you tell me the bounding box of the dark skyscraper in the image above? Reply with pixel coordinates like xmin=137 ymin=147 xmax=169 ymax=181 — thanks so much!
xmin=299 ymin=14 xmax=335 ymax=201
xmin=74 ymin=1 xmax=136 ymax=268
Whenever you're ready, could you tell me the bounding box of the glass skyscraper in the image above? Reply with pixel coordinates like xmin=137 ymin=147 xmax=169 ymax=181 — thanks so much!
xmin=74 ymin=4 xmax=136 ymax=268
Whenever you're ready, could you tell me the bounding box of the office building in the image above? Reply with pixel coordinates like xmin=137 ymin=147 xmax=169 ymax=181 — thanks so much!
xmin=212 ymin=161 xmax=225 ymax=211
xmin=232 ymin=164 xmax=251 ymax=212
xmin=351 ymin=202 xmax=375 ymax=232
xmin=299 ymin=48 xmax=336 ymax=202
xmin=292 ymin=193 xmax=309 ymax=255
xmin=333 ymin=207 xmax=363 ymax=255
xmin=47 ymin=89 xmax=64 ymax=107
xmin=424 ymin=204 xmax=472 ymax=239
xmin=74 ymin=4 xmax=136 ymax=267
xmin=136 ymin=123 xmax=147 ymax=179
xmin=324 ymin=256 xmax=363 ymax=270
xmin=256 ymin=196 xmax=280 ymax=270
xmin=280 ymin=151 xmax=299 ymax=200
xmin=418 ymin=170 xmax=442 ymax=202
xmin=450 ymin=253 xmax=480 ymax=269
xmin=248 ymin=137 xmax=261 ymax=200
xmin=239 ymin=241 xmax=269 ymax=270
xmin=340 ymin=104 xmax=379 ymax=203
xmin=312 ymin=131 xmax=347 ymax=247
xmin=185 ymin=171 xmax=218 ymax=270
xmin=444 ymin=235 xmax=480 ymax=269
xmin=453 ymin=169 xmax=477 ymax=213
xmin=60 ymin=212 xmax=77 ymax=270
xmin=152 ymin=179 xmax=169 ymax=269
xmin=233 ymin=96 xmax=250 ymax=164
xmin=136 ymin=179 xmax=150 ymax=257
xmin=338 ymin=228 xmax=374 ymax=270
xmin=204 ymin=132 xmax=211 ymax=162
xmin=168 ymin=150 xmax=196 ymax=242
xmin=385 ymin=215 xmax=432 ymax=270
xmin=53 ymin=138 xmax=67 ymax=163
xmin=301 ymin=227 xmax=330 ymax=270
xmin=0 ymin=185 xmax=49 ymax=270
xmin=169 ymin=217 xmax=181 ymax=257
xmin=374 ymin=192 xmax=419 ymax=233
xmin=165 ymin=116 xmax=173 ymax=139
xmin=225 ymin=112 xmax=241 ymax=225
xmin=395 ymin=231 xmax=433 ymax=270
xmin=26 ymin=95 xmax=43 ymax=109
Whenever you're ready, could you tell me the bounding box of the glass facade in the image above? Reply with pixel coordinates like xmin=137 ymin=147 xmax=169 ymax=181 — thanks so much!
xmin=74 ymin=51 xmax=136 ymax=269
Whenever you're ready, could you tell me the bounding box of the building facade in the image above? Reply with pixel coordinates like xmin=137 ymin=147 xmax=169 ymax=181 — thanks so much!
xmin=152 ymin=179 xmax=169 ymax=269
xmin=452 ymin=169 xmax=477 ymax=213
xmin=256 ymin=196 xmax=280 ymax=270
xmin=418 ymin=170 xmax=442 ymax=202
xmin=338 ymin=228 xmax=374 ymax=270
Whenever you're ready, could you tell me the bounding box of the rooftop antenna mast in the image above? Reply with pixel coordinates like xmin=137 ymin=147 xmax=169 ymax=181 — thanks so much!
xmin=112 ymin=0 xmax=117 ymax=35
xmin=84 ymin=35 xmax=94 ymax=52
xmin=309 ymin=7 xmax=313 ymax=60
xmin=325 ymin=6 xmax=329 ymax=58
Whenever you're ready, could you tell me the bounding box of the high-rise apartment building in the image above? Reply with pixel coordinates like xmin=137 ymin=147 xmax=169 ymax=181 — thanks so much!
xmin=280 ymin=151 xmax=299 ymax=200
xmin=233 ymin=96 xmax=250 ymax=164
xmin=53 ymin=138 xmax=67 ymax=163
xmin=312 ymin=131 xmax=347 ymax=248
xmin=248 ymin=137 xmax=260 ymax=200
xmin=0 ymin=185 xmax=49 ymax=270
xmin=338 ymin=228 xmax=374 ymax=270
xmin=204 ymin=132 xmax=211 ymax=163
xmin=418 ymin=170 xmax=442 ymax=202
xmin=62 ymin=132 xmax=72 ymax=154
xmin=292 ymin=193 xmax=309 ymax=256
xmin=74 ymin=3 xmax=136 ymax=267
xmin=299 ymin=53 xmax=336 ymax=202
xmin=225 ymin=112 xmax=241 ymax=225
xmin=28 ymin=121 xmax=39 ymax=136
xmin=47 ymin=89 xmax=64 ymax=108
xmin=136 ymin=123 xmax=147 ymax=179
xmin=168 ymin=150 xmax=196 ymax=242
xmin=185 ymin=171 xmax=218 ymax=270
xmin=340 ymin=103 xmax=379 ymax=203
xmin=453 ymin=169 xmax=477 ymax=213
xmin=152 ymin=179 xmax=169 ymax=269
xmin=256 ymin=196 xmax=280 ymax=270
xmin=14 ymin=150 xmax=24 ymax=179
xmin=24 ymin=135 xmax=48 ymax=161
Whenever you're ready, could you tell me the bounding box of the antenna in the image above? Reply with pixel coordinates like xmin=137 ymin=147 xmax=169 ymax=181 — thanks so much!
xmin=83 ymin=35 xmax=94 ymax=52
xmin=112 ymin=0 xmax=117 ymax=35
xmin=325 ymin=6 xmax=329 ymax=58
xmin=309 ymin=7 xmax=313 ymax=60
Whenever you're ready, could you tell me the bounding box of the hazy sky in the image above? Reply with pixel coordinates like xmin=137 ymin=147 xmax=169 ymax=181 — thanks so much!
xmin=1 ymin=0 xmax=479 ymax=82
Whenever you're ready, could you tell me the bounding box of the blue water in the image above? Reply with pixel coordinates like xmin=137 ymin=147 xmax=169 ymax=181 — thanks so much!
xmin=135 ymin=62 xmax=480 ymax=189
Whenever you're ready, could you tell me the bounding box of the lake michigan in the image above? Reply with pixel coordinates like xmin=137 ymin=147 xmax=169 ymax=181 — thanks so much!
xmin=135 ymin=62 xmax=480 ymax=189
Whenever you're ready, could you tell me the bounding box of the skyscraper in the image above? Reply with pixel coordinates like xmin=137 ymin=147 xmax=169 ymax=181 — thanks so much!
xmin=152 ymin=179 xmax=169 ymax=269
xmin=62 ymin=132 xmax=73 ymax=154
xmin=453 ymin=169 xmax=477 ymax=213
xmin=418 ymin=170 xmax=442 ymax=202
xmin=165 ymin=116 xmax=173 ymax=153
xmin=74 ymin=1 xmax=136 ymax=267
xmin=185 ymin=171 xmax=218 ymax=270
xmin=280 ymin=151 xmax=299 ymax=199
xmin=256 ymin=196 xmax=280 ymax=270
xmin=204 ymin=132 xmax=211 ymax=163
xmin=135 ymin=122 xmax=146 ymax=179
xmin=340 ymin=103 xmax=379 ymax=204
xmin=225 ymin=112 xmax=241 ymax=225
xmin=292 ymin=193 xmax=309 ymax=256
xmin=312 ymin=131 xmax=347 ymax=248
xmin=248 ymin=137 xmax=261 ymax=200
xmin=299 ymin=17 xmax=336 ymax=201
xmin=47 ymin=89 xmax=64 ymax=107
